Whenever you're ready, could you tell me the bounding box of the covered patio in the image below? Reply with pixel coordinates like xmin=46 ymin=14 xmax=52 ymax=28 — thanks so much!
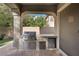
xmin=0 ymin=3 xmax=70 ymax=56
xmin=5 ymin=3 xmax=68 ymax=49
xmin=1 ymin=3 xmax=79 ymax=56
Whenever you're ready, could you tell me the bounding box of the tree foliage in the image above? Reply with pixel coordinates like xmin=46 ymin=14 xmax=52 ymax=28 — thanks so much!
xmin=0 ymin=4 xmax=13 ymax=27
xmin=23 ymin=15 xmax=47 ymax=28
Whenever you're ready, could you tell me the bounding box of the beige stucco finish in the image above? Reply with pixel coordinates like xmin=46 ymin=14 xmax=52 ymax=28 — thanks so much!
xmin=23 ymin=27 xmax=40 ymax=39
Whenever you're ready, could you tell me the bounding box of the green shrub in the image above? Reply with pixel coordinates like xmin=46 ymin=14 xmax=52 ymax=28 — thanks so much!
xmin=0 ymin=34 xmax=5 ymax=40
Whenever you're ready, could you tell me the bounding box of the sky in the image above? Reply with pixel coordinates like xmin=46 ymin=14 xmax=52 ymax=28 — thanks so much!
xmin=28 ymin=14 xmax=47 ymax=16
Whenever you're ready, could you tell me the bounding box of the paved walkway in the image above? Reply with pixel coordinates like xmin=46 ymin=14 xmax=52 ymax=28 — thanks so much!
xmin=0 ymin=41 xmax=17 ymax=56
xmin=0 ymin=41 xmax=62 ymax=56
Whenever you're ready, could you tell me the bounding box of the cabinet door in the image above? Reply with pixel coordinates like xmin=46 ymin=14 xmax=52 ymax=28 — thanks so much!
xmin=48 ymin=38 xmax=56 ymax=49
xmin=39 ymin=41 xmax=46 ymax=49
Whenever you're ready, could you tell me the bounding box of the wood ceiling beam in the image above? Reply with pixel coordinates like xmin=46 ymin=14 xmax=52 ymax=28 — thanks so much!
xmin=57 ymin=3 xmax=71 ymax=12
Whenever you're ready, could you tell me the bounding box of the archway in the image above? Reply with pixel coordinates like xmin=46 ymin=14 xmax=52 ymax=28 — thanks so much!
xmin=20 ymin=11 xmax=57 ymax=50
xmin=0 ymin=3 xmax=21 ymax=49
xmin=21 ymin=11 xmax=57 ymax=34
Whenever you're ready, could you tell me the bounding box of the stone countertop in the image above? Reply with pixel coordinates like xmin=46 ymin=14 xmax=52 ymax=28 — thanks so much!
xmin=39 ymin=34 xmax=57 ymax=38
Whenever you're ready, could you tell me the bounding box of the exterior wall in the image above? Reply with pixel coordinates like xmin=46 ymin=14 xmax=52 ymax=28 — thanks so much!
xmin=60 ymin=4 xmax=79 ymax=56
xmin=40 ymin=27 xmax=56 ymax=34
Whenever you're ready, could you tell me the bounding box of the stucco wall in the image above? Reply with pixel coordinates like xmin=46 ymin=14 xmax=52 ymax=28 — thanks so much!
xmin=60 ymin=4 xmax=79 ymax=56
xmin=40 ymin=27 xmax=56 ymax=34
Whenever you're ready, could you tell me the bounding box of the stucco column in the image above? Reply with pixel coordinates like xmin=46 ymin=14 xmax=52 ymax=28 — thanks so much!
xmin=12 ymin=12 xmax=21 ymax=49
xmin=57 ymin=12 xmax=60 ymax=49
xmin=36 ymin=40 xmax=39 ymax=51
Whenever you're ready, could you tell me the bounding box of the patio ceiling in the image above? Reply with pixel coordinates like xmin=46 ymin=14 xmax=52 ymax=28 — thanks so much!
xmin=5 ymin=3 xmax=71 ymax=15
xmin=17 ymin=3 xmax=59 ymax=14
